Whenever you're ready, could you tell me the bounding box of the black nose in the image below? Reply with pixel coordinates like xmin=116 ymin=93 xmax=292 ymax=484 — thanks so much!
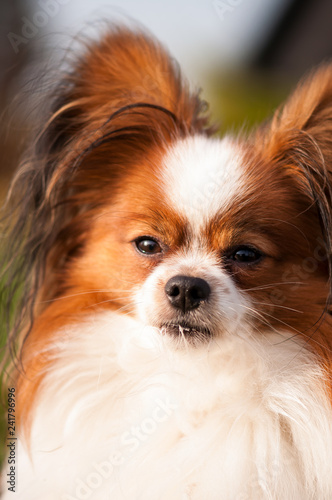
xmin=165 ymin=275 xmax=210 ymax=313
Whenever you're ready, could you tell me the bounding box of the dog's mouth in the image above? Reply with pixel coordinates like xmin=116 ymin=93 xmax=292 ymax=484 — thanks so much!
xmin=160 ymin=322 xmax=212 ymax=341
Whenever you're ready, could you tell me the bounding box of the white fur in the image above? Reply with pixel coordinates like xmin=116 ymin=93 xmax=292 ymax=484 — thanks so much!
xmin=162 ymin=135 xmax=245 ymax=233
xmin=4 ymin=311 xmax=332 ymax=500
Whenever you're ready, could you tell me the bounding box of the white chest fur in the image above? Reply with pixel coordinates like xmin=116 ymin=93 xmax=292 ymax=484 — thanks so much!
xmin=5 ymin=312 xmax=332 ymax=500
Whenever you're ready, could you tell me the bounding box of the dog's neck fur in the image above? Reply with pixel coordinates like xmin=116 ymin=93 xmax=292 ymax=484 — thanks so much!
xmin=12 ymin=311 xmax=332 ymax=500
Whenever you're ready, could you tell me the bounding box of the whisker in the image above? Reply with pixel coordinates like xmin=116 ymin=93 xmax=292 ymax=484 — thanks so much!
xmin=237 ymin=304 xmax=279 ymax=333
xmin=39 ymin=289 xmax=132 ymax=304
xmin=243 ymin=282 xmax=305 ymax=292
xmin=250 ymin=300 xmax=303 ymax=314
xmin=84 ymin=296 xmax=134 ymax=309
xmin=236 ymin=303 xmax=332 ymax=355
xmin=259 ymin=218 xmax=309 ymax=245
xmin=249 ymin=307 xmax=332 ymax=355
xmin=100 ymin=302 xmax=137 ymax=316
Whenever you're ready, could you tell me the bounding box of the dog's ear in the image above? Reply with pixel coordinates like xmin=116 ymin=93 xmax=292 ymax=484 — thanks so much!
xmin=257 ymin=65 xmax=332 ymax=258
xmin=42 ymin=26 xmax=212 ymax=159
xmin=253 ymin=67 xmax=332 ymax=266
xmin=258 ymin=65 xmax=332 ymax=164
xmin=31 ymin=25 xmax=213 ymax=261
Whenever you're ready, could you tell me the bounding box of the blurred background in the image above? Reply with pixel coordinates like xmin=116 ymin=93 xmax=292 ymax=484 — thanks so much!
xmin=1 ymin=0 xmax=332 ymax=462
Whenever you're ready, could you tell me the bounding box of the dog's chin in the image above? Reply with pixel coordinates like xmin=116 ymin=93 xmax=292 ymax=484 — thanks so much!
xmin=159 ymin=321 xmax=212 ymax=344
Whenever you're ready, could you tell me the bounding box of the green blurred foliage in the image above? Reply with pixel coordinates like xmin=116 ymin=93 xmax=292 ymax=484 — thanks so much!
xmin=205 ymin=70 xmax=294 ymax=136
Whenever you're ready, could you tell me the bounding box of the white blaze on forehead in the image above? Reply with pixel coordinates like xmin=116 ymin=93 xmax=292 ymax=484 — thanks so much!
xmin=162 ymin=135 xmax=245 ymax=230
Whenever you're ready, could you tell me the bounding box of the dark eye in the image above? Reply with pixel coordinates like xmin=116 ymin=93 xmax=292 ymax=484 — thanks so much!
xmin=229 ymin=246 xmax=263 ymax=265
xmin=134 ymin=237 xmax=162 ymax=255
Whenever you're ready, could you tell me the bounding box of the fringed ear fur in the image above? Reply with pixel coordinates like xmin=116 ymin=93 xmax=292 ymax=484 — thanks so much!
xmin=256 ymin=66 xmax=332 ymax=290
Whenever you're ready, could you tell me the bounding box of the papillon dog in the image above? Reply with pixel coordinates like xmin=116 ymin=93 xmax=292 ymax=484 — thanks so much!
xmin=2 ymin=25 xmax=332 ymax=500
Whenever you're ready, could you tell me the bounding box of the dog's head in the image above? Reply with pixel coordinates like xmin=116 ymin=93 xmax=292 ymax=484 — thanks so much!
xmin=3 ymin=27 xmax=332 ymax=357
